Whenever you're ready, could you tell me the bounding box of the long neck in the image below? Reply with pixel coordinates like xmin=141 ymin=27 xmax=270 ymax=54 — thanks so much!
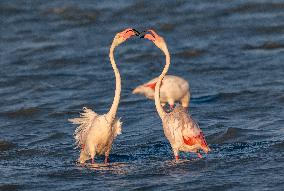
xmin=154 ymin=47 xmax=170 ymax=119
xmin=106 ymin=43 xmax=121 ymax=122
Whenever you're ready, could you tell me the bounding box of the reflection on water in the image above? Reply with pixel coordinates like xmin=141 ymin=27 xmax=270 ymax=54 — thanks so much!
xmin=81 ymin=162 xmax=131 ymax=175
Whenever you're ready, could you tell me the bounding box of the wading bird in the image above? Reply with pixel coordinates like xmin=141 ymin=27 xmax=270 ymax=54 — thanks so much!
xmin=132 ymin=75 xmax=190 ymax=109
xmin=69 ymin=28 xmax=139 ymax=164
xmin=142 ymin=29 xmax=210 ymax=160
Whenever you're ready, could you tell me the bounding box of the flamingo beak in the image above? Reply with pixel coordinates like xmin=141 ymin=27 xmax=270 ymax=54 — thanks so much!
xmin=140 ymin=31 xmax=146 ymax=38
xmin=142 ymin=34 xmax=155 ymax=41
xmin=132 ymin=29 xmax=140 ymax=36
xmin=140 ymin=30 xmax=156 ymax=41
xmin=122 ymin=28 xmax=140 ymax=39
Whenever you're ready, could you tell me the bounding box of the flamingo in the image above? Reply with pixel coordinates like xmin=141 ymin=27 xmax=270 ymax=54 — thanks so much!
xmin=69 ymin=28 xmax=139 ymax=164
xmin=132 ymin=75 xmax=190 ymax=109
xmin=142 ymin=29 xmax=210 ymax=160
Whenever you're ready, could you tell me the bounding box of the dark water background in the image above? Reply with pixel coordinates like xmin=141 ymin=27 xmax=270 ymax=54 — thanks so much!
xmin=1 ymin=0 xmax=284 ymax=190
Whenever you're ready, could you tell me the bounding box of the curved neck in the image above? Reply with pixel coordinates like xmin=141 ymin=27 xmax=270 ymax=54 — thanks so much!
xmin=106 ymin=43 xmax=121 ymax=122
xmin=154 ymin=47 xmax=170 ymax=118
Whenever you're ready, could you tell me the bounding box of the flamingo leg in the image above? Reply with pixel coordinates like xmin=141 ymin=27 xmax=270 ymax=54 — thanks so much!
xmin=104 ymin=155 xmax=109 ymax=164
xmin=175 ymin=155 xmax=179 ymax=160
xmin=197 ymin=153 xmax=203 ymax=158
xmin=181 ymin=92 xmax=190 ymax=108
xmin=91 ymin=158 xmax=95 ymax=164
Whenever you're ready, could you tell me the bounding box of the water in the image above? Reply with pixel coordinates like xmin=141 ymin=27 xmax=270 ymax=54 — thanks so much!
xmin=0 ymin=0 xmax=284 ymax=190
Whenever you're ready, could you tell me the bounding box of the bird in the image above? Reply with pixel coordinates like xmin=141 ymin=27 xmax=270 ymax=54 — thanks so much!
xmin=142 ymin=29 xmax=210 ymax=160
xmin=132 ymin=75 xmax=190 ymax=109
xmin=69 ymin=28 xmax=139 ymax=164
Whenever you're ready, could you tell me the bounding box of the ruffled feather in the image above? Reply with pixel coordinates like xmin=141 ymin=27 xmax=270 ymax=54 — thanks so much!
xmin=69 ymin=107 xmax=98 ymax=148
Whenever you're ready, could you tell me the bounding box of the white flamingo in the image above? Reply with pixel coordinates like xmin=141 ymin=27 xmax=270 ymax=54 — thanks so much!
xmin=142 ymin=29 xmax=210 ymax=160
xmin=132 ymin=75 xmax=190 ymax=109
xmin=69 ymin=28 xmax=139 ymax=164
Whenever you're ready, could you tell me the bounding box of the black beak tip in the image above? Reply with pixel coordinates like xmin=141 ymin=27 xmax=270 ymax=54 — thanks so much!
xmin=132 ymin=28 xmax=140 ymax=36
xmin=139 ymin=30 xmax=147 ymax=38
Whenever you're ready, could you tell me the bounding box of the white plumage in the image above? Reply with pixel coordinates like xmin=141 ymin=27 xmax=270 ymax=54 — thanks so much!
xmin=142 ymin=29 xmax=210 ymax=160
xmin=69 ymin=107 xmax=122 ymax=163
xmin=132 ymin=75 xmax=190 ymax=108
xmin=69 ymin=108 xmax=122 ymax=163
xmin=69 ymin=28 xmax=139 ymax=164
xmin=162 ymin=105 xmax=209 ymax=158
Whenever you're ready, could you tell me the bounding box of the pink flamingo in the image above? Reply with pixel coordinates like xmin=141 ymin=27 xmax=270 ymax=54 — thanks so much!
xmin=132 ymin=75 xmax=190 ymax=109
xmin=142 ymin=29 xmax=210 ymax=160
xmin=69 ymin=28 xmax=139 ymax=164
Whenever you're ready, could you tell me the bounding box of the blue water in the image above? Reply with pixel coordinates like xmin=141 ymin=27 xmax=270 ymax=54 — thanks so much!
xmin=0 ymin=0 xmax=284 ymax=190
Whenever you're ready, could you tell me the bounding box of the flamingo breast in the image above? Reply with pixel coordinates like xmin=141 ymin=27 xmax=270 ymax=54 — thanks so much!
xmin=162 ymin=105 xmax=202 ymax=151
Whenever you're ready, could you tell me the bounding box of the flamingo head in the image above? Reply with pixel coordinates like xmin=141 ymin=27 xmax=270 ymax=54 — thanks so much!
xmin=141 ymin=29 xmax=168 ymax=53
xmin=132 ymin=85 xmax=155 ymax=99
xmin=113 ymin=28 xmax=140 ymax=46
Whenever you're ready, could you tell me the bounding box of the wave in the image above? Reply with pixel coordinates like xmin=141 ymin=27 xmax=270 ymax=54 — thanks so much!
xmin=192 ymin=94 xmax=218 ymax=104
xmin=0 ymin=4 xmax=27 ymax=16
xmin=44 ymin=6 xmax=99 ymax=24
xmin=175 ymin=49 xmax=205 ymax=58
xmin=28 ymin=132 xmax=67 ymax=146
xmin=192 ymin=90 xmax=261 ymax=104
xmin=271 ymin=141 xmax=284 ymax=151
xmin=2 ymin=107 xmax=40 ymax=118
xmin=243 ymin=42 xmax=284 ymax=50
xmin=223 ymin=2 xmax=284 ymax=14
xmin=159 ymin=23 xmax=175 ymax=31
xmin=0 ymin=140 xmax=15 ymax=151
xmin=207 ymin=127 xmax=262 ymax=144
xmin=0 ymin=184 xmax=22 ymax=191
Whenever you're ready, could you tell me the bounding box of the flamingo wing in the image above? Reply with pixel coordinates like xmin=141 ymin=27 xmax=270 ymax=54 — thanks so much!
xmin=144 ymin=81 xmax=163 ymax=90
xmin=144 ymin=82 xmax=157 ymax=90
xmin=182 ymin=119 xmax=208 ymax=148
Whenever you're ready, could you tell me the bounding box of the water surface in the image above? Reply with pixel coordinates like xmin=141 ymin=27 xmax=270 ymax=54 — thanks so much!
xmin=0 ymin=0 xmax=284 ymax=190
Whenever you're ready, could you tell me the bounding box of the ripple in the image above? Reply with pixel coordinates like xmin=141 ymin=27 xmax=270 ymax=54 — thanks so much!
xmin=208 ymin=127 xmax=258 ymax=144
xmin=192 ymin=94 xmax=218 ymax=104
xmin=40 ymin=168 xmax=85 ymax=179
xmin=2 ymin=107 xmax=40 ymax=118
xmin=193 ymin=90 xmax=262 ymax=104
xmin=16 ymin=148 xmax=43 ymax=158
xmin=225 ymin=2 xmax=284 ymax=14
xmin=28 ymin=132 xmax=67 ymax=146
xmin=278 ymin=95 xmax=284 ymax=103
xmin=159 ymin=23 xmax=175 ymax=31
xmin=0 ymin=184 xmax=22 ymax=191
xmin=271 ymin=141 xmax=284 ymax=151
xmin=16 ymin=43 xmax=64 ymax=58
xmin=0 ymin=140 xmax=16 ymax=151
xmin=175 ymin=49 xmax=205 ymax=58
xmin=84 ymin=162 xmax=131 ymax=174
xmin=44 ymin=6 xmax=99 ymax=24
xmin=0 ymin=4 xmax=26 ymax=16
xmin=243 ymin=42 xmax=284 ymax=50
